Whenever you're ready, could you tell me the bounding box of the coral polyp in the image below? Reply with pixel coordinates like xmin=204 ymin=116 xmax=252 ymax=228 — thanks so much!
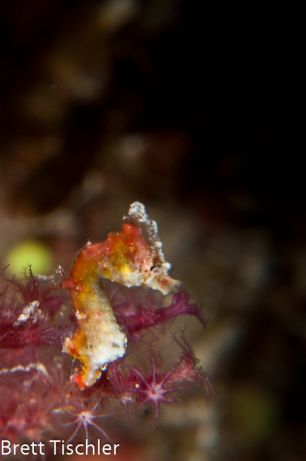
xmin=132 ymin=361 xmax=176 ymax=417
xmin=57 ymin=401 xmax=111 ymax=443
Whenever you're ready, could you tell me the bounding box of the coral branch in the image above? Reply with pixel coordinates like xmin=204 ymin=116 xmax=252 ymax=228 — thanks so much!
xmin=116 ymin=290 xmax=206 ymax=336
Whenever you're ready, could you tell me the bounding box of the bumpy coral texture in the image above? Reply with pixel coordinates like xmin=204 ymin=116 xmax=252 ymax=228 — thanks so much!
xmin=0 ymin=203 xmax=210 ymax=448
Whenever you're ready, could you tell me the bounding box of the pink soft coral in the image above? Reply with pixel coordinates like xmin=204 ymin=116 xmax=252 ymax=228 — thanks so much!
xmin=0 ymin=206 xmax=210 ymax=445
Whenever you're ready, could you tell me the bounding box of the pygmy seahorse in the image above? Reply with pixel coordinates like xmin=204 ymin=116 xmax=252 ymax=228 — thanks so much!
xmin=63 ymin=202 xmax=180 ymax=389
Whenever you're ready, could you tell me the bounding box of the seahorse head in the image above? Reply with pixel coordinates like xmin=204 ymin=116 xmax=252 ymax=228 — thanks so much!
xmin=97 ymin=221 xmax=180 ymax=295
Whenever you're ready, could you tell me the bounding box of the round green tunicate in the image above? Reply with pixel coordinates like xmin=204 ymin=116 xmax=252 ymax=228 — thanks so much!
xmin=5 ymin=240 xmax=54 ymax=275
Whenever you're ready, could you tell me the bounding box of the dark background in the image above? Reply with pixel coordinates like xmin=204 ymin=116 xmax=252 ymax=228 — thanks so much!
xmin=0 ymin=2 xmax=304 ymax=460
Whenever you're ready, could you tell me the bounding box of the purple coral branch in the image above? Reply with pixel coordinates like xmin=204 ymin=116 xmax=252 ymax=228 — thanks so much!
xmin=116 ymin=290 xmax=206 ymax=336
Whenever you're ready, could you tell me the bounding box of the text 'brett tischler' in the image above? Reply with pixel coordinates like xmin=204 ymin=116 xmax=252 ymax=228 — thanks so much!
xmin=0 ymin=439 xmax=120 ymax=456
